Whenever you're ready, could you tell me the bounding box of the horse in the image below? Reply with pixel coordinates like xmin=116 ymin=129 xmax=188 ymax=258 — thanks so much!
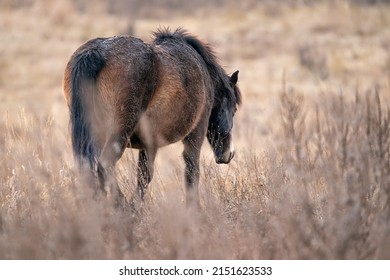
xmin=63 ymin=28 xmax=241 ymax=206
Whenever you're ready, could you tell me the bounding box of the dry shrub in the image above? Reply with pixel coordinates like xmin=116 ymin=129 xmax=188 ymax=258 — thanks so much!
xmin=264 ymin=86 xmax=390 ymax=259
xmin=1 ymin=84 xmax=390 ymax=259
xmin=1 ymin=86 xmax=390 ymax=259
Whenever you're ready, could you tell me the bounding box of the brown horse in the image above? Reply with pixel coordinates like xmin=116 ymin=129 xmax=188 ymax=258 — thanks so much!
xmin=63 ymin=28 xmax=241 ymax=205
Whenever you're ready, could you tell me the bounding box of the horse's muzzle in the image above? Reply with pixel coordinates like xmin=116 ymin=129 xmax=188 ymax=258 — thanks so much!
xmin=216 ymin=150 xmax=235 ymax=164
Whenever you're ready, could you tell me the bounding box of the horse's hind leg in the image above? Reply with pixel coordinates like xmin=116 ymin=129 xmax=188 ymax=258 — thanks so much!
xmin=97 ymin=134 xmax=127 ymax=206
xmin=137 ymin=148 xmax=156 ymax=200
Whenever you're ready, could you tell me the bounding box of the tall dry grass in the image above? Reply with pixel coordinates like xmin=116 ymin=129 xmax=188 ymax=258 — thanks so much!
xmin=1 ymin=86 xmax=389 ymax=259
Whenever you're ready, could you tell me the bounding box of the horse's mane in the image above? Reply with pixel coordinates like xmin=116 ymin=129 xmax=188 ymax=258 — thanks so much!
xmin=153 ymin=28 xmax=241 ymax=105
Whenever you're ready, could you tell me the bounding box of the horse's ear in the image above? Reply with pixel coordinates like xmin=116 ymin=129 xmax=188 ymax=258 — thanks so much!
xmin=230 ymin=70 xmax=239 ymax=85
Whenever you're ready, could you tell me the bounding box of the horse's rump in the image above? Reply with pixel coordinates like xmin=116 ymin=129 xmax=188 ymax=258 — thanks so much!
xmin=63 ymin=36 xmax=159 ymax=167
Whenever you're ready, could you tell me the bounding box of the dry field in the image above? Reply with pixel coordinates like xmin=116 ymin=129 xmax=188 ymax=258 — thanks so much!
xmin=1 ymin=0 xmax=390 ymax=259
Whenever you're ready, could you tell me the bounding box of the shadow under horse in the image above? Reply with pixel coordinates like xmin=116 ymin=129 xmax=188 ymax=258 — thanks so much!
xmin=63 ymin=28 xmax=241 ymax=207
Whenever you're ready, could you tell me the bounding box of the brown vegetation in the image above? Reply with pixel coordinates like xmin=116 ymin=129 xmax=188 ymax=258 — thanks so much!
xmin=1 ymin=0 xmax=390 ymax=259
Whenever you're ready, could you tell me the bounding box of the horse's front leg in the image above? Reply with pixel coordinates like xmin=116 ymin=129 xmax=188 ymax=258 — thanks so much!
xmin=137 ymin=148 xmax=156 ymax=200
xmin=183 ymin=135 xmax=203 ymax=207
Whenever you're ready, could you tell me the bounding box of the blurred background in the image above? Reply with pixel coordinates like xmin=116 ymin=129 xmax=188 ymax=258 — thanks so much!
xmin=1 ymin=0 xmax=389 ymax=122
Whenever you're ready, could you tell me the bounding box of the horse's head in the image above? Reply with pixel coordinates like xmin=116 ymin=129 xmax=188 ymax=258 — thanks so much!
xmin=207 ymin=70 xmax=241 ymax=164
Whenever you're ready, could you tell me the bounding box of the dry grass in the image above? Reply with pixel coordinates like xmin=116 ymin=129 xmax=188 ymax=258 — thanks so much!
xmin=1 ymin=0 xmax=390 ymax=259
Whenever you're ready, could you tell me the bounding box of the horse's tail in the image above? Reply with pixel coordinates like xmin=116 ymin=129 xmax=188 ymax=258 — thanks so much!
xmin=69 ymin=48 xmax=106 ymax=170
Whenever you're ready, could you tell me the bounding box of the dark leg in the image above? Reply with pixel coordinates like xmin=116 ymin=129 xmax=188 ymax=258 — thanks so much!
xmin=137 ymin=148 xmax=156 ymax=200
xmin=183 ymin=127 xmax=206 ymax=206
